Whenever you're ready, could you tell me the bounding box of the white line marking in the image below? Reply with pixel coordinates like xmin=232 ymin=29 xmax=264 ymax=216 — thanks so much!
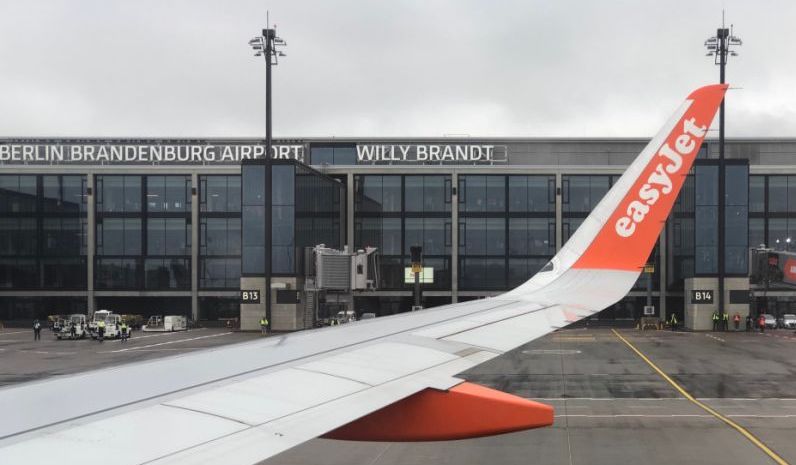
xmin=0 ymin=331 xmax=28 ymax=336
xmin=21 ymin=350 xmax=77 ymax=355
xmin=122 ymin=347 xmax=206 ymax=352
xmin=705 ymin=333 xmax=726 ymax=343
xmin=102 ymin=332 xmax=232 ymax=353
xmin=112 ymin=328 xmax=205 ymax=343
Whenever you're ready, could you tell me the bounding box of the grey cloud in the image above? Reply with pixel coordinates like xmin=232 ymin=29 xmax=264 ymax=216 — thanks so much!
xmin=0 ymin=0 xmax=794 ymax=138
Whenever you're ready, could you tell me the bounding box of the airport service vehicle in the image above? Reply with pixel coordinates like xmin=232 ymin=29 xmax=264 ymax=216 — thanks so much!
xmin=88 ymin=310 xmax=122 ymax=339
xmin=762 ymin=313 xmax=777 ymax=329
xmin=331 ymin=310 xmax=356 ymax=325
xmin=51 ymin=317 xmax=65 ymax=334
xmin=142 ymin=315 xmax=187 ymax=332
xmin=360 ymin=312 xmax=376 ymax=320
xmin=0 ymin=85 xmax=728 ymax=465
xmin=779 ymin=314 xmax=796 ymax=329
xmin=55 ymin=314 xmax=89 ymax=340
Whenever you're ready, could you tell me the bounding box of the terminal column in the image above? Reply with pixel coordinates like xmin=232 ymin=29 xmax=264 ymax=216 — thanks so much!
xmin=451 ymin=172 xmax=459 ymax=303
xmin=555 ymin=173 xmax=562 ymax=252
xmin=87 ymin=173 xmax=96 ymax=315
xmin=346 ymin=173 xmax=354 ymax=251
xmin=191 ymin=173 xmax=199 ymax=321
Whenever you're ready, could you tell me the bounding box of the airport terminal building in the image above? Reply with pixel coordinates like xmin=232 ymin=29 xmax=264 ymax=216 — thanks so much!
xmin=1 ymin=137 xmax=795 ymax=329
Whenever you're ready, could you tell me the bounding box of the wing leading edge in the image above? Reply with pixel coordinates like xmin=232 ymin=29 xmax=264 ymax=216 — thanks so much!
xmin=0 ymin=85 xmax=727 ymax=465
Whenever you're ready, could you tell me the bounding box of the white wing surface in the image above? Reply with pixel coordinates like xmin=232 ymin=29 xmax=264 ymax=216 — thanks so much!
xmin=0 ymin=84 xmax=727 ymax=465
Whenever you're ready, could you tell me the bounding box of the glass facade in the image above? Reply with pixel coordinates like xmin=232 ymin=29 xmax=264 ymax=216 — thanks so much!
xmin=0 ymin=137 xmax=789 ymax=323
xmin=457 ymin=175 xmax=555 ymax=290
xmin=309 ymin=144 xmax=357 ymax=165
xmin=0 ymin=175 xmax=87 ymax=290
xmin=241 ymin=161 xmax=343 ymax=277
xmin=96 ymin=175 xmax=191 ymax=290
xmin=355 ymin=175 xmax=452 ymax=290
xmin=241 ymin=164 xmax=266 ymax=275
xmin=294 ymin=163 xmax=343 ymax=270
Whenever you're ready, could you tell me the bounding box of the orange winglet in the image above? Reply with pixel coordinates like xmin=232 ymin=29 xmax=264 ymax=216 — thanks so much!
xmin=322 ymin=382 xmax=554 ymax=442
xmin=573 ymin=84 xmax=727 ymax=271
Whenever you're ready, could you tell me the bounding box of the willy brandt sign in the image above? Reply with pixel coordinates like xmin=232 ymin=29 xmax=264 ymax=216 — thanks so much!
xmin=0 ymin=141 xmax=507 ymax=166
xmin=355 ymin=144 xmax=507 ymax=164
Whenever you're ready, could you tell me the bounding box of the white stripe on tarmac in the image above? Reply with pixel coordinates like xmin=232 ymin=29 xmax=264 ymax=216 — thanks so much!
xmin=102 ymin=332 xmax=233 ymax=353
xmin=0 ymin=331 xmax=28 ymax=336
xmin=111 ymin=328 xmax=205 ymax=343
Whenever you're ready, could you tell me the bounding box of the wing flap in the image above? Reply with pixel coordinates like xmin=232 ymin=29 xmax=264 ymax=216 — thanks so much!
xmin=147 ymin=350 xmax=492 ymax=465
xmin=164 ymin=368 xmax=368 ymax=426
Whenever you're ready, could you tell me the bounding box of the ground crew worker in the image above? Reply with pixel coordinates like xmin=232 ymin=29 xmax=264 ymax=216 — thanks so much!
xmin=758 ymin=314 xmax=766 ymax=333
xmin=33 ymin=319 xmax=41 ymax=341
xmin=97 ymin=320 xmax=106 ymax=342
xmin=746 ymin=314 xmax=753 ymax=332
xmin=669 ymin=313 xmax=678 ymax=331
xmin=120 ymin=322 xmax=129 ymax=342
xmin=259 ymin=317 xmax=269 ymax=335
xmin=712 ymin=311 xmax=720 ymax=331
xmin=722 ymin=312 xmax=729 ymax=331
xmin=733 ymin=313 xmax=741 ymax=331
xmin=70 ymin=322 xmax=77 ymax=339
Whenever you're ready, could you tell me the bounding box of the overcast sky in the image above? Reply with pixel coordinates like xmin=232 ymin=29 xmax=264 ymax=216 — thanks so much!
xmin=1 ymin=0 xmax=794 ymax=138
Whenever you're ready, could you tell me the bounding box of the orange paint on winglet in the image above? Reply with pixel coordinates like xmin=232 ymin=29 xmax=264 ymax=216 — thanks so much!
xmin=322 ymin=382 xmax=554 ymax=442
xmin=574 ymin=84 xmax=728 ymax=271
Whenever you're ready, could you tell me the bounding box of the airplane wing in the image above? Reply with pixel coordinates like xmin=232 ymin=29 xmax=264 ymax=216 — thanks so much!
xmin=0 ymin=84 xmax=727 ymax=465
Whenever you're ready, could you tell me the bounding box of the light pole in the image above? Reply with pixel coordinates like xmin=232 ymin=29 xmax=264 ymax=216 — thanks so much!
xmin=704 ymin=14 xmax=742 ymax=323
xmin=248 ymin=26 xmax=287 ymax=160
xmin=247 ymin=24 xmax=286 ymax=328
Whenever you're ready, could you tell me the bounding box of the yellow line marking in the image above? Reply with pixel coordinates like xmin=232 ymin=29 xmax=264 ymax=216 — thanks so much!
xmin=611 ymin=329 xmax=790 ymax=465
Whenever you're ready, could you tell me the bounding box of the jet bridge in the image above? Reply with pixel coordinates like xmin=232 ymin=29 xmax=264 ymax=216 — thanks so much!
xmin=301 ymin=245 xmax=378 ymax=328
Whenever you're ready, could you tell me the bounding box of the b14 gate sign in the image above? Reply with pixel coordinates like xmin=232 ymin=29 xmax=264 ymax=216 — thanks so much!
xmin=690 ymin=290 xmax=714 ymax=304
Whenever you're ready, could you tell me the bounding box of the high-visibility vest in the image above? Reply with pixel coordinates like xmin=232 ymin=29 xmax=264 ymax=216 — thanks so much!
xmin=260 ymin=319 xmax=268 ymax=326
xmin=712 ymin=313 xmax=719 ymax=321
xmin=98 ymin=321 xmax=105 ymax=328
xmin=671 ymin=315 xmax=678 ymax=324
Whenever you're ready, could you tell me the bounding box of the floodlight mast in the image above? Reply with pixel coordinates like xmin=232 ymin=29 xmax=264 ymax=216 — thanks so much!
xmin=247 ymin=22 xmax=287 ymax=326
xmin=703 ymin=13 xmax=742 ymax=322
xmin=248 ymin=26 xmax=287 ymax=159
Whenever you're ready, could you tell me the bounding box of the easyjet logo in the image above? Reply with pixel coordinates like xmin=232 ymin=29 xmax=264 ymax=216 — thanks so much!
xmin=615 ymin=117 xmax=707 ymax=238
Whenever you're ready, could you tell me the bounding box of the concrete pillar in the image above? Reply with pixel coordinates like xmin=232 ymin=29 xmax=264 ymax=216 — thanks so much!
xmin=240 ymin=277 xmax=267 ymax=331
xmin=87 ymin=173 xmax=96 ymax=315
xmin=191 ymin=173 xmax=199 ymax=321
xmin=346 ymin=173 xmax=354 ymax=250
xmin=555 ymin=173 xmax=562 ymax=251
xmin=451 ymin=172 xmax=459 ymax=303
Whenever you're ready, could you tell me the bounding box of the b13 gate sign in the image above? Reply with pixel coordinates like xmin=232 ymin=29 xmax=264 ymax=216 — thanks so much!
xmin=240 ymin=290 xmax=261 ymax=304
xmin=690 ymin=290 xmax=714 ymax=304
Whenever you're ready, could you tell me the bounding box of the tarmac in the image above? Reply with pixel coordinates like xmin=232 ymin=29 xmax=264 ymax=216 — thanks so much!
xmin=0 ymin=326 xmax=260 ymax=387
xmin=2 ymin=325 xmax=795 ymax=464
xmin=267 ymin=328 xmax=796 ymax=465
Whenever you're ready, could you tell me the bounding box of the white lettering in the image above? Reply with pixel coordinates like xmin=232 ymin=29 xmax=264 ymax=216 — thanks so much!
xmin=675 ymin=134 xmax=695 ymax=155
xmin=615 ymin=115 xmax=707 ymax=238
xmin=357 ymin=145 xmax=376 ymax=162
xmin=647 ymin=164 xmax=672 ymax=194
xmin=615 ymin=217 xmax=636 ymax=237
xmin=683 ymin=117 xmax=707 ymax=138
xmin=657 ymin=143 xmax=683 ymax=173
